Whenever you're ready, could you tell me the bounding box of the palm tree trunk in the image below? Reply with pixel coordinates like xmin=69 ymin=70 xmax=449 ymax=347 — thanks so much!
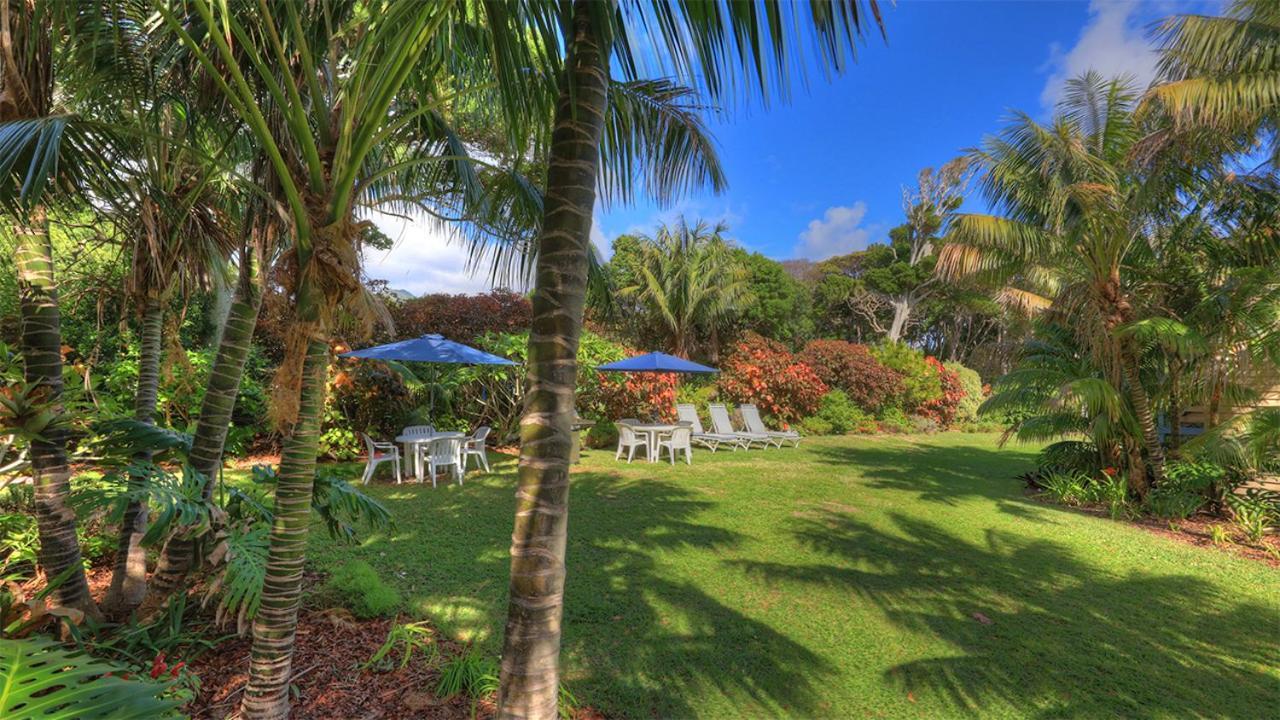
xmin=1167 ymin=359 xmax=1183 ymax=458
xmin=151 ymin=254 xmax=263 ymax=593
xmin=240 ymin=335 xmax=328 ymax=720
xmin=104 ymin=295 xmax=164 ymax=614
xmin=497 ymin=3 xmax=609 ymax=717
xmin=14 ymin=206 xmax=99 ymax=618
xmin=1120 ymin=345 xmax=1164 ymax=495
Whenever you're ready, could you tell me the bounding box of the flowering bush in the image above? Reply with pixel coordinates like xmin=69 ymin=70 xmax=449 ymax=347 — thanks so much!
xmin=917 ymin=357 xmax=966 ymax=428
xmin=718 ymin=333 xmax=827 ymax=423
xmin=799 ymin=339 xmax=904 ymax=413
xmin=388 ymin=289 xmax=531 ymax=345
xmin=870 ymin=342 xmax=943 ymax=413
xmin=598 ymin=369 xmax=679 ymax=422
xmin=945 ymin=361 xmax=984 ymax=424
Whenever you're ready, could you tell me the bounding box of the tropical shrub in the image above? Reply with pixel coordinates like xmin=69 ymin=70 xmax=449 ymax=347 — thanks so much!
xmin=675 ymin=380 xmax=718 ymax=416
xmin=1041 ymin=470 xmax=1090 ymax=506
xmin=1090 ymin=471 xmax=1130 ymax=519
xmin=584 ymin=420 xmax=618 ymax=449
xmin=811 ymin=391 xmax=876 ymax=434
xmin=798 ymin=415 xmax=834 ymax=436
xmin=877 ymin=407 xmax=914 ymax=434
xmin=945 ymin=361 xmax=984 ymax=424
xmin=387 ymin=289 xmax=531 ymax=346
xmin=798 ymin=339 xmax=902 ymax=412
xmin=325 ymin=560 xmax=403 ymax=619
xmin=870 ymin=342 xmax=943 ymax=412
xmin=435 ymin=648 xmax=500 ymax=699
xmin=0 ymin=636 xmax=182 ymax=718
xmin=1144 ymin=487 xmax=1205 ymax=520
xmin=598 ymin=369 xmax=679 ymax=423
xmin=327 ymin=359 xmax=414 ymax=441
xmin=917 ymin=357 xmax=966 ymax=428
xmin=718 ymin=333 xmax=827 ymax=422
xmin=1227 ymin=491 xmax=1276 ymax=543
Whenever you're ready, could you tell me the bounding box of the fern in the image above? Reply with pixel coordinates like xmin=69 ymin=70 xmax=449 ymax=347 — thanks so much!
xmin=203 ymin=522 xmax=269 ymax=635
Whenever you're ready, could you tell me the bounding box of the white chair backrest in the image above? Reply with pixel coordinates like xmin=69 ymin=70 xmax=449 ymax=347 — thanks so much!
xmin=618 ymin=423 xmax=638 ymax=445
xmin=740 ymin=404 xmax=768 ymax=434
xmin=403 ymin=425 xmax=435 ymax=437
xmin=0 ymin=435 xmax=12 ymax=461
xmin=361 ymin=433 xmax=378 ymax=456
xmin=427 ymin=436 xmax=462 ymax=462
xmin=708 ymin=404 xmax=736 ymax=434
xmin=471 ymin=426 xmax=491 ymax=444
xmin=676 ymin=404 xmax=706 ymax=433
xmin=668 ymin=426 xmax=692 ymax=447
xmin=618 ymin=418 xmax=639 ymax=426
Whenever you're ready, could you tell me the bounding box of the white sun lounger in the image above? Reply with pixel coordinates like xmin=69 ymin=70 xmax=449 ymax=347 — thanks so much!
xmin=676 ymin=404 xmax=745 ymax=452
xmin=708 ymin=404 xmax=771 ymax=449
xmin=740 ymin=403 xmax=802 ymax=448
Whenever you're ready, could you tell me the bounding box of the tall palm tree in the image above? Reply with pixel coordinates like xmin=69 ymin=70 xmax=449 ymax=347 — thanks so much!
xmin=0 ymin=0 xmax=107 ymax=618
xmin=495 ymin=3 xmax=882 ymax=717
xmin=1151 ymin=0 xmax=1280 ymax=156
xmin=941 ymin=73 xmax=1174 ymax=494
xmin=618 ymin=217 xmax=749 ymax=358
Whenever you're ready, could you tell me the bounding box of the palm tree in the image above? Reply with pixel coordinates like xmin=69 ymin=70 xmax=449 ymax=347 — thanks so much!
xmin=0 ymin=0 xmax=102 ymax=618
xmin=618 ymin=217 xmax=750 ymax=359
xmin=941 ymin=73 xmax=1174 ymax=494
xmin=1151 ymin=0 xmax=1280 ymax=155
xmin=495 ymin=3 xmax=882 ymax=717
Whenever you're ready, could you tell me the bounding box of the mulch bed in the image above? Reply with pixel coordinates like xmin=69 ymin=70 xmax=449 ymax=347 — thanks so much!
xmin=187 ymin=610 xmax=495 ymax=720
xmin=1026 ymin=491 xmax=1280 ymax=568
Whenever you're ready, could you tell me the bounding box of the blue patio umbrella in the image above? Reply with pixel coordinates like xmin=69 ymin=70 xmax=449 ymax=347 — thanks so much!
xmin=340 ymin=334 xmax=516 ymax=416
xmin=340 ymin=333 xmax=517 ymax=365
xmin=596 ymin=351 xmax=718 ymax=374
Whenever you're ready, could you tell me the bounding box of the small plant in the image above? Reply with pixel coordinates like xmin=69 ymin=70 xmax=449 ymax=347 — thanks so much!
xmin=1209 ymin=524 xmax=1232 ymax=546
xmin=1144 ymin=487 xmax=1205 ymax=521
xmin=325 ymin=560 xmax=402 ymax=619
xmin=363 ymin=621 xmax=438 ymax=672
xmin=877 ymin=407 xmax=914 ymax=434
xmin=1227 ymin=494 xmax=1274 ymax=544
xmin=1089 ymin=472 xmax=1129 ymax=519
xmin=1041 ymin=470 xmax=1089 ymax=506
xmin=435 ymin=648 xmax=499 ymax=699
xmin=811 ymin=390 xmax=874 ymax=434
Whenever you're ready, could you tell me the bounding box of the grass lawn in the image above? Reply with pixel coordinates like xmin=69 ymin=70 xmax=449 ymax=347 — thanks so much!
xmin=261 ymin=433 xmax=1278 ymax=718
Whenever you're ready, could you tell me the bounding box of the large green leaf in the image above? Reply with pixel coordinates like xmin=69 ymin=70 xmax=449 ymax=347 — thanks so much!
xmin=0 ymin=636 xmax=181 ymax=719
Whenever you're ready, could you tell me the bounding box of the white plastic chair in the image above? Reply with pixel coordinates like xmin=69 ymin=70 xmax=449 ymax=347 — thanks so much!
xmin=740 ymin=404 xmax=801 ymax=448
xmin=657 ymin=426 xmax=693 ymax=465
xmin=676 ymin=404 xmax=744 ymax=452
xmin=708 ymin=404 xmax=771 ymax=449
xmin=401 ymin=425 xmax=435 ymax=479
xmin=360 ymin=433 xmax=402 ymax=485
xmin=422 ymin=436 xmax=464 ymax=487
xmin=615 ymin=420 xmax=650 ymax=462
xmin=464 ymin=426 xmax=492 ymax=472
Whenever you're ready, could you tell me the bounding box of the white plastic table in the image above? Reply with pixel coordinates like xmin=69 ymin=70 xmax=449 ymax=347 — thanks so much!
xmin=629 ymin=423 xmax=679 ymax=463
xmin=395 ymin=431 xmax=466 ymax=481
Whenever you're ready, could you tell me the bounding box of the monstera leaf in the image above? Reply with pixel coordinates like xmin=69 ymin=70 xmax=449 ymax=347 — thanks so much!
xmin=0 ymin=636 xmax=182 ymax=719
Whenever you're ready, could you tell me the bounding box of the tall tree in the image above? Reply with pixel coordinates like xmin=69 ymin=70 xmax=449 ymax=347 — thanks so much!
xmin=942 ymin=73 xmax=1175 ymax=494
xmin=0 ymin=0 xmax=99 ymax=618
xmin=496 ymin=2 xmax=882 ymax=717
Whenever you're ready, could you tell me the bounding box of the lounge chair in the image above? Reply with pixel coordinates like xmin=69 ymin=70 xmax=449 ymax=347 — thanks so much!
xmin=740 ymin=404 xmax=802 ymax=448
xmin=676 ymin=404 xmax=744 ymax=452
xmin=708 ymin=404 xmax=771 ymax=449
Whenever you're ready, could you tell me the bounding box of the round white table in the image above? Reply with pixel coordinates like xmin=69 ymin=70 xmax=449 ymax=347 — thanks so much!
xmin=395 ymin=431 xmax=466 ymax=481
xmin=629 ymin=423 xmax=679 ymax=463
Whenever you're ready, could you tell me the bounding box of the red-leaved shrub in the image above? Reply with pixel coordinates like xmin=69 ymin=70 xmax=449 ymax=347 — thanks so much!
xmin=389 ymin=289 xmax=531 ymax=345
xmin=718 ymin=333 xmax=827 ymax=423
xmin=917 ymin=356 xmax=967 ymax=428
xmin=598 ymin=370 xmax=678 ymax=422
xmin=799 ymin=339 xmax=904 ymax=413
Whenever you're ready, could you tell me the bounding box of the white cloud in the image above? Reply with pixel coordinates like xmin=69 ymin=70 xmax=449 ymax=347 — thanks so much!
xmin=1040 ymin=0 xmax=1161 ymax=111
xmin=795 ymin=202 xmax=882 ymax=260
xmin=361 ymin=211 xmax=505 ymax=297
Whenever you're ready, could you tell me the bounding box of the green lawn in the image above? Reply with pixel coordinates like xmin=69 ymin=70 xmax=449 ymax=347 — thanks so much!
xmin=282 ymin=433 xmax=1277 ymax=718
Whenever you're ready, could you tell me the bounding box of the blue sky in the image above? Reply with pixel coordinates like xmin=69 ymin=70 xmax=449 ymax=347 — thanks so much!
xmin=367 ymin=0 xmax=1215 ymax=295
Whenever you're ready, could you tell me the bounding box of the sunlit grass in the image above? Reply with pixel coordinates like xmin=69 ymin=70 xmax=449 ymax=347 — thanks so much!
xmin=229 ymin=433 xmax=1280 ymax=718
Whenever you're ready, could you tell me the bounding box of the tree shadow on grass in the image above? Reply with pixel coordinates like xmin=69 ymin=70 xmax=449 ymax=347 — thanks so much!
xmin=809 ymin=440 xmax=1039 ymax=508
xmin=735 ymin=509 xmax=1279 ymax=718
xmin=335 ymin=452 xmax=832 ymax=718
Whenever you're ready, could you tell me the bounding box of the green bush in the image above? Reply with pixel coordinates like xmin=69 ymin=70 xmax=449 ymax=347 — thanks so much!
xmin=944 ymin=361 xmax=984 ymax=424
xmin=811 ymin=391 xmax=874 ymax=434
xmin=1145 ymin=488 xmax=1205 ymax=520
xmin=870 ymin=342 xmax=942 ymax=412
xmin=584 ymin=420 xmax=618 ymax=449
xmin=675 ymin=381 xmax=718 ymax=416
xmin=877 ymin=407 xmax=913 ymax=434
xmin=325 ymin=560 xmax=402 ymax=619
xmin=798 ymin=415 xmax=834 ymax=436
xmin=1041 ymin=470 xmax=1090 ymax=506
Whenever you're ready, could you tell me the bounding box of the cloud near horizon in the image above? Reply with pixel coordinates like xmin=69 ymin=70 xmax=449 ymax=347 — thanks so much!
xmin=1040 ymin=0 xmax=1161 ymax=111
xmin=795 ymin=201 xmax=884 ymax=260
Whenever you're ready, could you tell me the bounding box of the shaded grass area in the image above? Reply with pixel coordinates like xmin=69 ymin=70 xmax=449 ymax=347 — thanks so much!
xmin=242 ymin=433 xmax=1279 ymax=718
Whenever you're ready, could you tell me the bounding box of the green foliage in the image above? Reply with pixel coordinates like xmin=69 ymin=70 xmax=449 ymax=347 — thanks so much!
xmin=1227 ymin=493 xmax=1275 ymax=544
xmin=325 ymin=560 xmax=402 ymax=619
xmin=1145 ymin=487 xmax=1205 ymax=521
xmin=811 ymin=391 xmax=874 ymax=434
xmin=434 ymin=647 xmax=499 ymax=699
xmin=733 ymin=250 xmax=813 ymax=348
xmin=584 ymin=420 xmax=618 ymax=450
xmin=870 ymin=342 xmax=942 ymax=412
xmin=362 ymin=621 xmax=438 ymax=672
xmin=877 ymin=407 xmax=914 ymax=434
xmin=797 ymin=415 xmax=834 ymax=436
xmin=311 ymin=470 xmax=394 ymax=544
xmin=0 ymin=636 xmax=181 ymax=719
xmin=1090 ymin=473 xmax=1131 ymax=520
xmin=944 ymin=361 xmax=984 ymax=424
xmin=203 ymin=522 xmax=269 ymax=635
xmin=318 ymin=421 xmax=361 ymax=461
xmin=798 ymin=339 xmax=903 ymax=413
xmin=1209 ymin=524 xmax=1231 ymax=546
xmin=1037 ymin=440 xmax=1103 ymax=477
xmin=1041 ymin=470 xmax=1091 ymax=506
